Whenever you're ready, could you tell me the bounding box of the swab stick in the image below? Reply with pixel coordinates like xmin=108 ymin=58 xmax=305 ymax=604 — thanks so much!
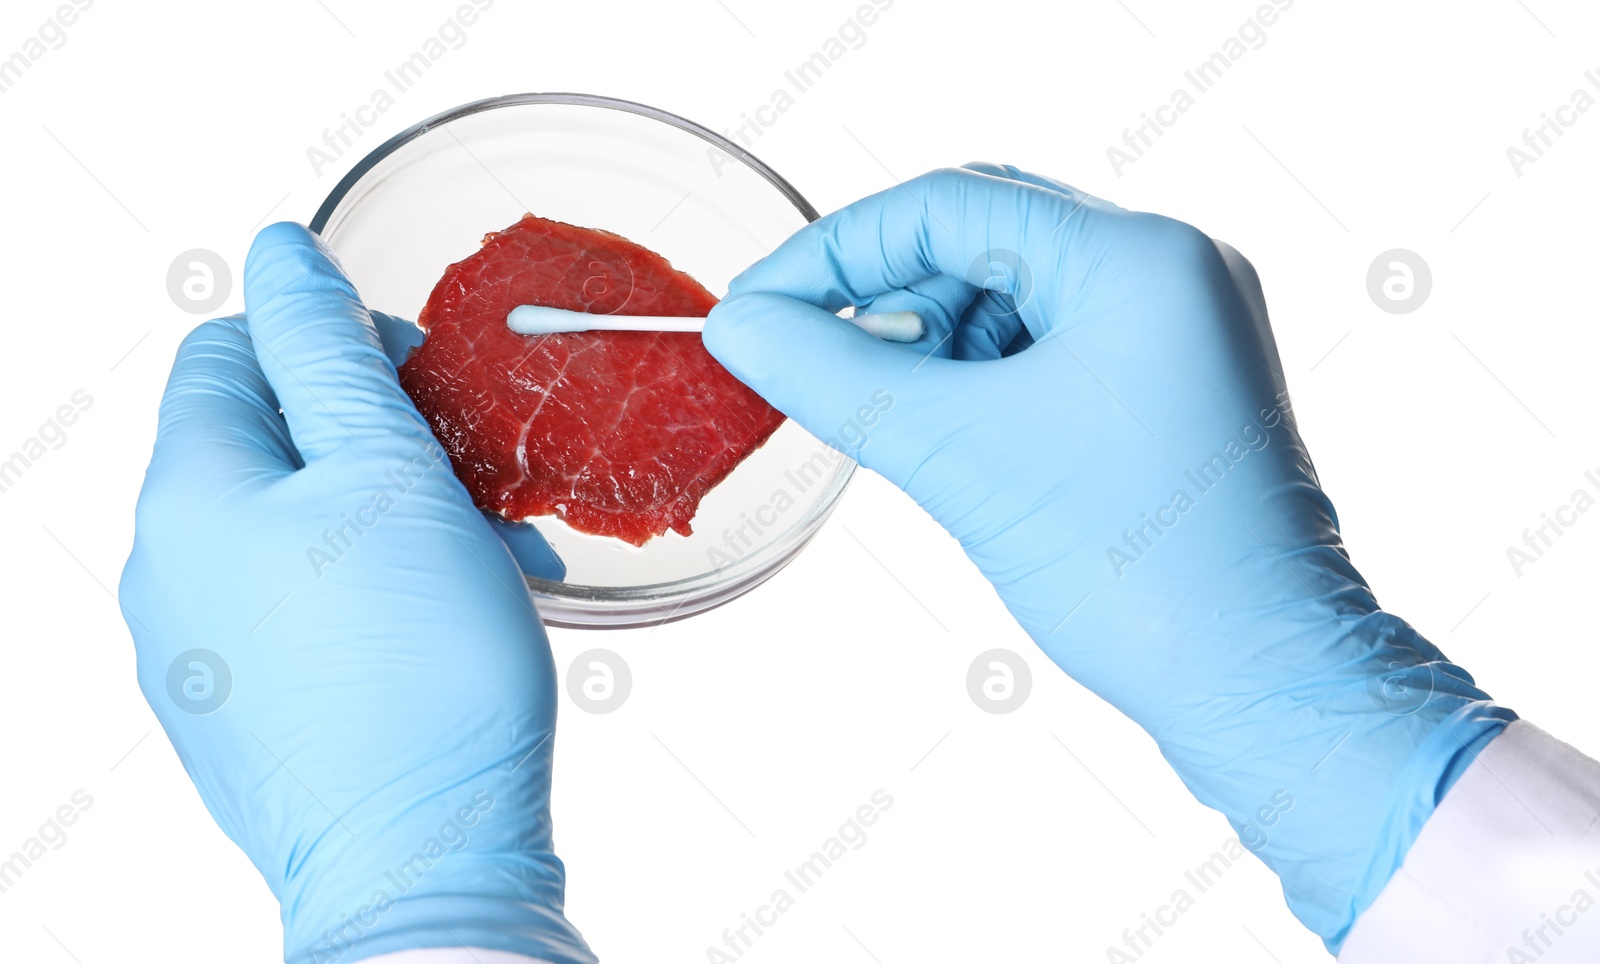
xmin=506 ymin=304 xmax=925 ymax=343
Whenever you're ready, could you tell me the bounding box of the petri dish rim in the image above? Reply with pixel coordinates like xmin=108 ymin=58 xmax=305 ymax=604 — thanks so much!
xmin=310 ymin=91 xmax=823 ymax=232
xmin=309 ymin=92 xmax=854 ymax=629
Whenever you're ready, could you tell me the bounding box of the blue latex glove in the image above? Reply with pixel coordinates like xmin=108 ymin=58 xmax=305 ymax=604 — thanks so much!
xmin=119 ymin=224 xmax=593 ymax=964
xmin=703 ymin=165 xmax=1515 ymax=951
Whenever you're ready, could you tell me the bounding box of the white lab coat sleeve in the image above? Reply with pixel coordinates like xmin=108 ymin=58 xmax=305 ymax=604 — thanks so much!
xmin=358 ymin=950 xmax=549 ymax=964
xmin=1338 ymin=719 xmax=1600 ymax=964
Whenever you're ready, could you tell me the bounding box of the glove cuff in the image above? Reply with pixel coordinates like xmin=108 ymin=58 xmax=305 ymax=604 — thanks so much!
xmin=286 ymin=893 xmax=595 ymax=964
xmin=1318 ymin=698 xmax=1515 ymax=953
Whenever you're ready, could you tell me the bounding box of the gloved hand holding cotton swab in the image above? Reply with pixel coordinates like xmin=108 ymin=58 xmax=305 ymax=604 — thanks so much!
xmin=506 ymin=303 xmax=925 ymax=343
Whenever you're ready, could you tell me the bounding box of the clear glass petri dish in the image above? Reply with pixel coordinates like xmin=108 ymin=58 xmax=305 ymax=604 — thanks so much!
xmin=311 ymin=93 xmax=853 ymax=629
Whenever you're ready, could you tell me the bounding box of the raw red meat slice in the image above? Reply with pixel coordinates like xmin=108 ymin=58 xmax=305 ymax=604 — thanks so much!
xmin=397 ymin=214 xmax=785 ymax=547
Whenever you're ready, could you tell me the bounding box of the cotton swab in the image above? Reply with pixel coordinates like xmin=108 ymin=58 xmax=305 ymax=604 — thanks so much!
xmin=506 ymin=304 xmax=925 ymax=344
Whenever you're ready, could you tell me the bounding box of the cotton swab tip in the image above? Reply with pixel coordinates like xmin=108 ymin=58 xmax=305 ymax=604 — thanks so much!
xmin=846 ymin=310 xmax=923 ymax=343
xmin=505 ymin=305 xmax=550 ymax=335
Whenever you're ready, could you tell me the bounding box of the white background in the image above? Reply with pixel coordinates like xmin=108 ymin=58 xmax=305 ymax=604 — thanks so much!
xmin=2 ymin=1 xmax=1597 ymax=962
